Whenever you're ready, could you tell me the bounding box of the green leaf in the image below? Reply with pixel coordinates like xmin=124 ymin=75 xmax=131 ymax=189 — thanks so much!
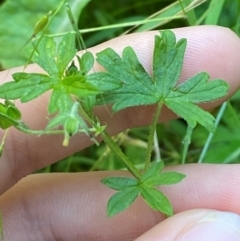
xmin=62 ymin=75 xmax=100 ymax=96
xmin=140 ymin=186 xmax=173 ymax=216
xmin=153 ymin=30 xmax=186 ymax=98
xmin=0 ymin=0 xmax=91 ymax=68
xmin=78 ymin=51 xmax=94 ymax=75
xmin=81 ymin=95 xmax=96 ymax=113
xmin=165 ymin=100 xmax=216 ymax=132
xmin=95 ymin=30 xmax=229 ymax=132
xmin=143 ymin=172 xmax=186 ymax=186
xmin=33 ymin=36 xmax=59 ymax=77
xmin=101 ymin=176 xmax=138 ymax=191
xmin=87 ymin=72 xmax=122 ymax=91
xmin=0 ymin=103 xmax=22 ymax=129
xmin=107 ymin=186 xmax=140 ymax=217
xmin=56 ymin=33 xmax=77 ymax=77
xmin=141 ymin=161 xmax=164 ymax=183
xmin=48 ymin=84 xmax=74 ymax=114
xmin=5 ymin=100 xmax=21 ymax=120
xmin=169 ymin=72 xmax=229 ymax=103
xmin=0 ymin=73 xmax=54 ymax=102
xmin=95 ymin=46 xmax=159 ymax=111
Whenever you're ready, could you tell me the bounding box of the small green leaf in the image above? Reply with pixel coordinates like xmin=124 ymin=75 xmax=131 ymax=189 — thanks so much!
xmin=144 ymin=172 xmax=186 ymax=186
xmin=65 ymin=62 xmax=78 ymax=76
xmin=0 ymin=103 xmax=22 ymax=129
xmin=62 ymin=75 xmax=100 ymax=96
xmin=87 ymin=72 xmax=122 ymax=92
xmin=0 ymin=73 xmax=54 ymax=102
xmin=81 ymin=95 xmax=96 ymax=113
xmin=165 ymin=100 xmax=215 ymax=132
xmin=48 ymin=84 xmax=74 ymax=114
xmin=153 ymin=30 xmax=186 ymax=98
xmin=141 ymin=161 xmax=164 ymax=182
xmin=33 ymin=36 xmax=59 ymax=77
xmin=140 ymin=186 xmax=173 ymax=216
xmin=101 ymin=176 xmax=138 ymax=191
xmin=78 ymin=51 xmax=94 ymax=75
xmin=172 ymin=72 xmax=229 ymax=103
xmin=107 ymin=186 xmax=140 ymax=217
xmin=57 ymin=33 xmax=77 ymax=77
xmin=6 ymin=106 xmax=21 ymax=120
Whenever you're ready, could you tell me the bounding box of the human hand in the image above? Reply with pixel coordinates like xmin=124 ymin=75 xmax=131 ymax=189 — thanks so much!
xmin=0 ymin=26 xmax=240 ymax=241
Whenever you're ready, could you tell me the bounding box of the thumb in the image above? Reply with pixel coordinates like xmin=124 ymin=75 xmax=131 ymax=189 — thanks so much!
xmin=135 ymin=209 xmax=240 ymax=241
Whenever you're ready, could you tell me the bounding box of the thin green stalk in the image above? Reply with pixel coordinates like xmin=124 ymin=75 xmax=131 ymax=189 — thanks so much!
xmin=65 ymin=155 xmax=73 ymax=172
xmin=16 ymin=125 xmax=66 ymax=135
xmin=198 ymin=102 xmax=227 ymax=163
xmin=226 ymin=101 xmax=240 ymax=129
xmin=25 ymin=0 xmax=65 ymax=67
xmin=0 ymin=130 xmax=8 ymax=157
xmin=182 ymin=125 xmax=194 ymax=164
xmin=34 ymin=16 xmax=183 ymax=39
xmin=145 ymin=102 xmax=163 ymax=171
xmin=153 ymin=130 xmax=161 ymax=162
xmin=65 ymin=2 xmax=86 ymax=51
xmin=78 ymin=104 xmax=142 ymax=180
xmin=180 ymin=0 xmax=197 ymax=25
xmin=101 ymin=131 xmax=141 ymax=180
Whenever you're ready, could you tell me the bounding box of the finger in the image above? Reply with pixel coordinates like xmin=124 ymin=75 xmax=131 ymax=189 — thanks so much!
xmin=0 ymin=26 xmax=240 ymax=194
xmin=1 ymin=164 xmax=240 ymax=240
xmin=135 ymin=209 xmax=240 ymax=241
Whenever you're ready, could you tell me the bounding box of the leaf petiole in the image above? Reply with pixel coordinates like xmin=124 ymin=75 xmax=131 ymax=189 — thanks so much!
xmin=78 ymin=104 xmax=142 ymax=180
xmin=145 ymin=101 xmax=163 ymax=171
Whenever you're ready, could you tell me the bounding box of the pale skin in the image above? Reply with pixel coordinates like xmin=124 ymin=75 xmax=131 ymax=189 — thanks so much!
xmin=0 ymin=26 xmax=240 ymax=240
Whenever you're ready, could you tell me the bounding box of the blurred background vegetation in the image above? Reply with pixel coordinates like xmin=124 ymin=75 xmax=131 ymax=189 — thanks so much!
xmin=0 ymin=0 xmax=240 ymax=173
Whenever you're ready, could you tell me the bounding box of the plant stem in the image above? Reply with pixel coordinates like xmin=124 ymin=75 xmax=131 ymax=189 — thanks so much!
xmin=144 ymin=101 xmax=163 ymax=171
xmin=78 ymin=104 xmax=142 ymax=180
xmin=198 ymin=102 xmax=227 ymax=163
xmin=182 ymin=124 xmax=194 ymax=164
xmin=101 ymin=131 xmax=141 ymax=180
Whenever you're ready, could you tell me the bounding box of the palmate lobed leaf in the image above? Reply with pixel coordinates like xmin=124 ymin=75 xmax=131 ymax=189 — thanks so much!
xmin=33 ymin=33 xmax=77 ymax=78
xmin=0 ymin=73 xmax=55 ymax=102
xmin=94 ymin=30 xmax=229 ymax=132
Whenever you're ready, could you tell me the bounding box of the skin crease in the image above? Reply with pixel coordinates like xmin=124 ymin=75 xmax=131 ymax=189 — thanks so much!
xmin=0 ymin=25 xmax=240 ymax=240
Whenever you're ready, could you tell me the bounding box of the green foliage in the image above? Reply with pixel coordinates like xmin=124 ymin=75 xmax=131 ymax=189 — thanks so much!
xmin=0 ymin=0 xmax=233 ymax=219
xmin=0 ymin=100 xmax=22 ymax=129
xmin=0 ymin=33 xmax=100 ymax=143
xmin=0 ymin=0 xmax=91 ymax=68
xmin=96 ymin=30 xmax=229 ymax=132
xmin=102 ymin=161 xmax=185 ymax=216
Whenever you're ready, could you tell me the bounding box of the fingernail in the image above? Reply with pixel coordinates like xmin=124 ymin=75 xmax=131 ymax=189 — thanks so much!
xmin=180 ymin=211 xmax=240 ymax=241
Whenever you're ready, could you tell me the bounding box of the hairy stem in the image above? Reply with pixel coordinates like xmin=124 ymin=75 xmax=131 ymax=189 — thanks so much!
xmin=78 ymin=104 xmax=142 ymax=180
xmin=182 ymin=124 xmax=194 ymax=164
xmin=101 ymin=131 xmax=142 ymax=180
xmin=144 ymin=101 xmax=163 ymax=171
